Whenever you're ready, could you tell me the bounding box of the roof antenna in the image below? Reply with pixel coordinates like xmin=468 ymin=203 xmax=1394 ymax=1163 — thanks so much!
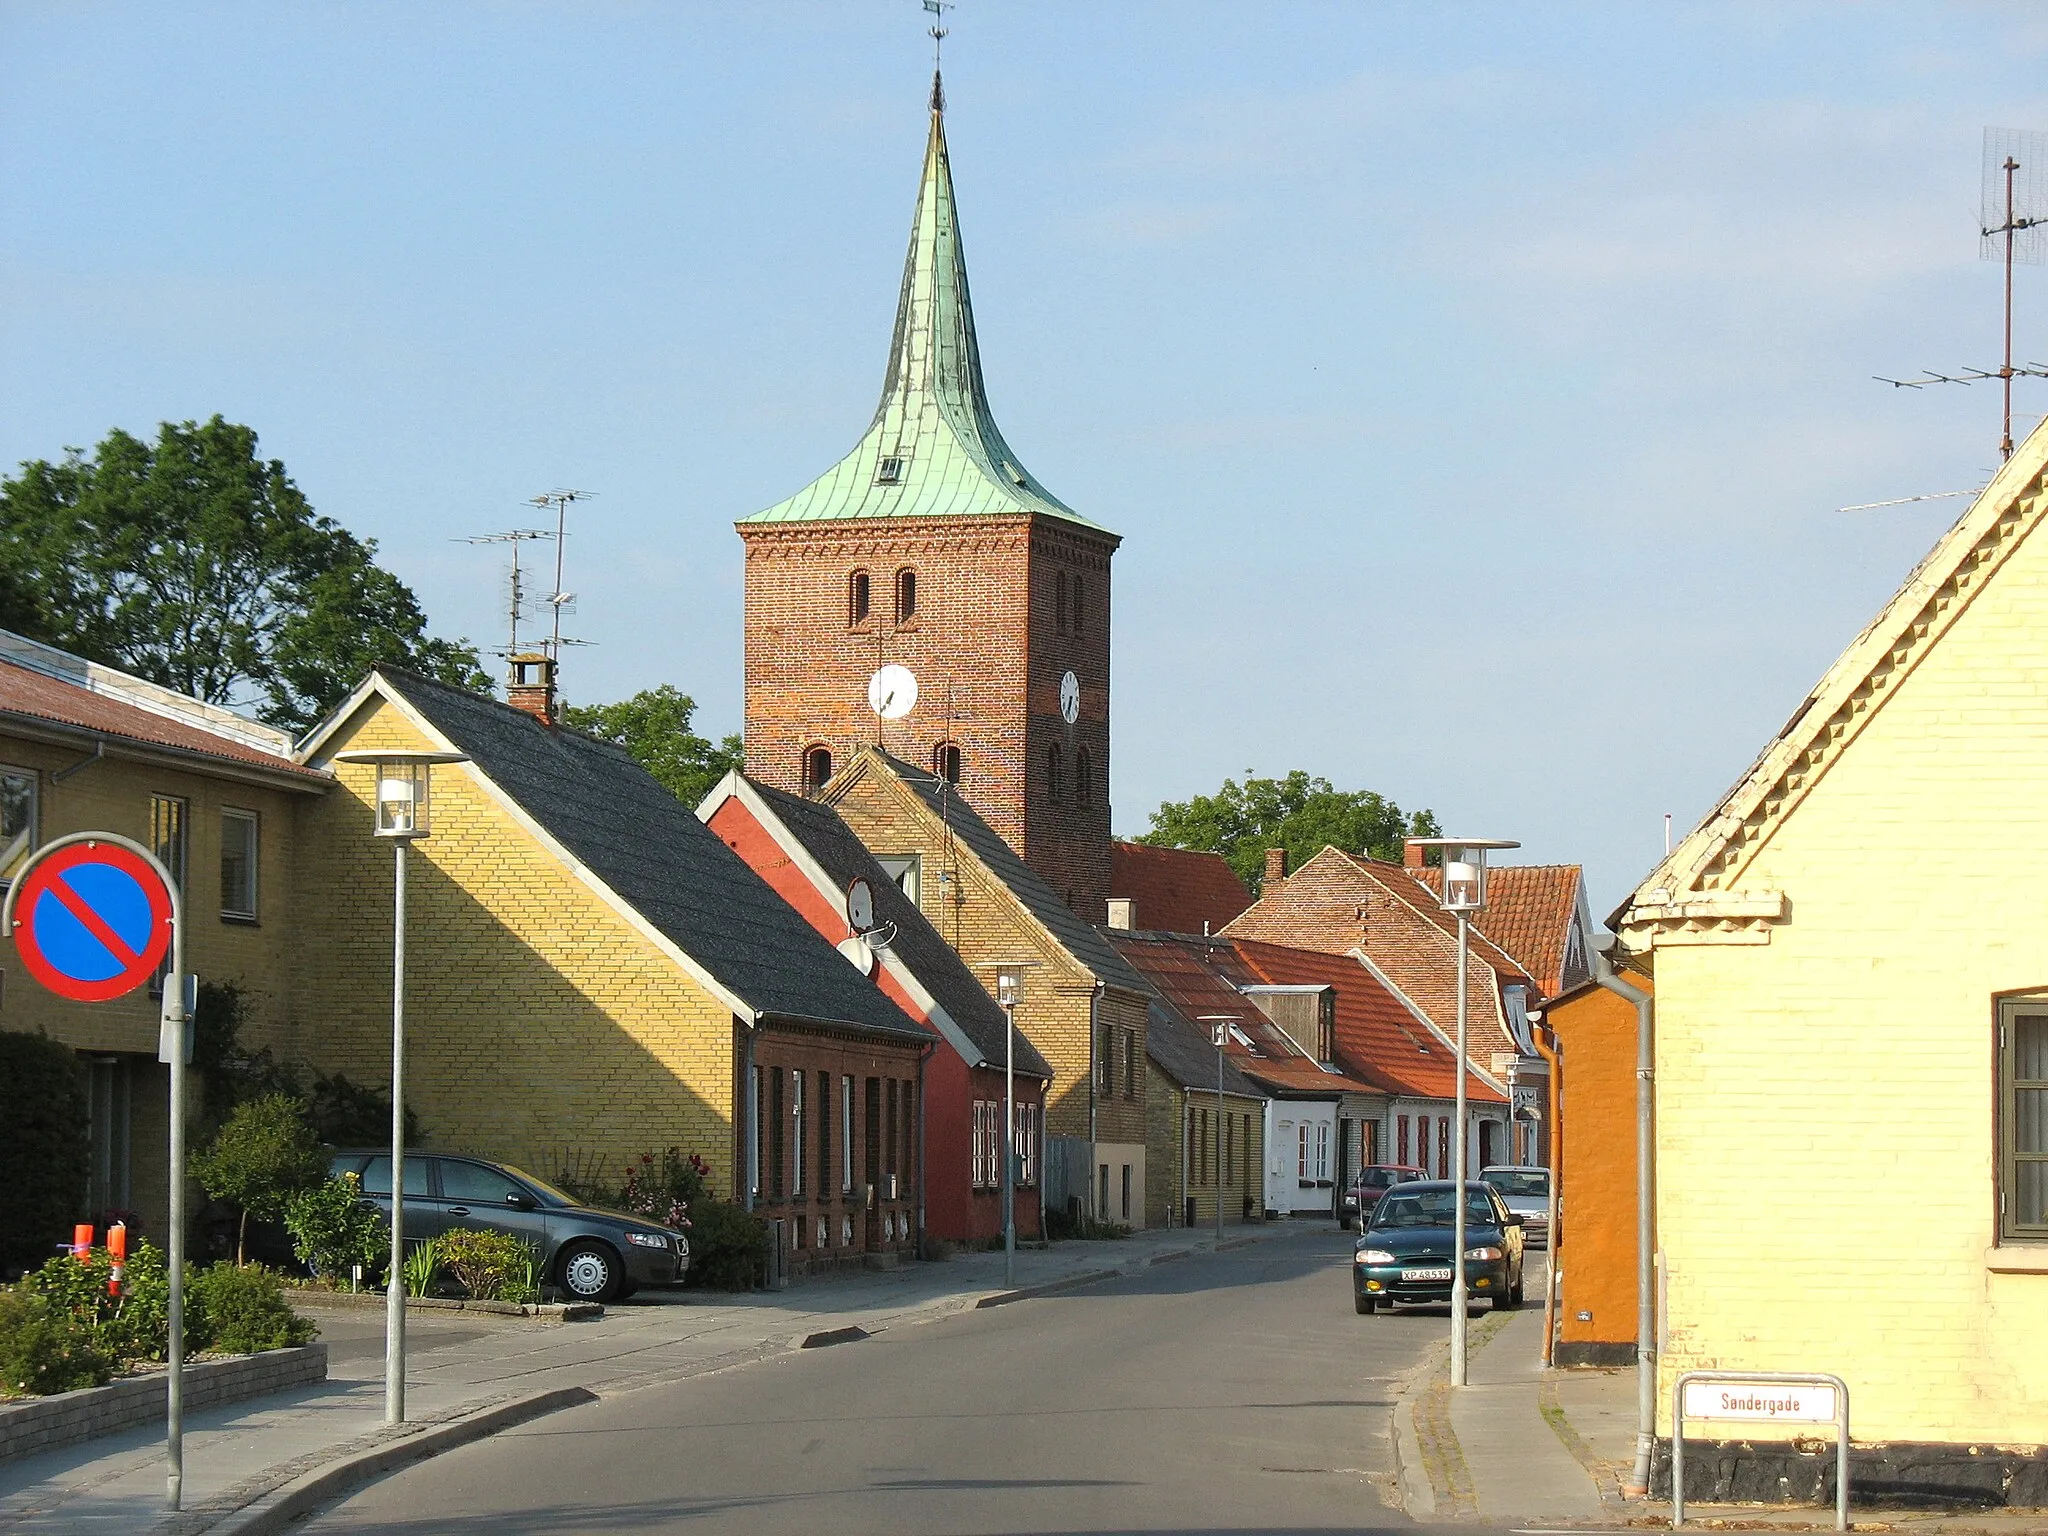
xmin=456 ymin=527 xmax=556 ymax=668
xmin=524 ymin=489 xmax=598 ymax=671
xmin=924 ymin=0 xmax=952 ymax=108
xmin=1877 ymin=127 xmax=2048 ymax=460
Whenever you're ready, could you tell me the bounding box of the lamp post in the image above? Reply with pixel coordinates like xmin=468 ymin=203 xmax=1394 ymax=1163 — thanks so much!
xmin=981 ymin=962 xmax=1038 ymax=1287
xmin=334 ymin=749 xmax=467 ymax=1426
xmin=1406 ymin=835 xmax=1518 ymax=1389
xmin=1197 ymin=1016 xmax=1240 ymax=1242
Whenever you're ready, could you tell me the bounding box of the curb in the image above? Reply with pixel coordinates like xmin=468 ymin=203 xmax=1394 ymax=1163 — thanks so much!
xmin=287 ymin=1291 xmax=602 ymax=1322
xmin=973 ymin=1268 xmax=1120 ymax=1308
xmin=203 ymin=1386 xmax=597 ymax=1536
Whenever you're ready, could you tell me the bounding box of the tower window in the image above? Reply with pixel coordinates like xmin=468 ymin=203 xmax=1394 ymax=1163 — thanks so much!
xmin=849 ymin=570 xmax=871 ymax=627
xmin=1046 ymin=741 xmax=1065 ymax=804
xmin=934 ymin=742 xmax=961 ymax=785
xmin=877 ymin=456 xmax=904 ymax=484
xmin=803 ymin=745 xmax=834 ymax=796
xmin=1073 ymin=574 xmax=1086 ymax=635
xmin=1055 ymin=571 xmax=1068 ymax=634
xmin=1075 ymin=746 xmax=1093 ymax=808
xmin=895 ymin=568 xmax=918 ymax=623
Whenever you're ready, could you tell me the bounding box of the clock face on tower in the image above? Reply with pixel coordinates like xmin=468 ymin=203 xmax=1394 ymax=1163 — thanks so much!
xmin=1059 ymin=670 xmax=1080 ymax=725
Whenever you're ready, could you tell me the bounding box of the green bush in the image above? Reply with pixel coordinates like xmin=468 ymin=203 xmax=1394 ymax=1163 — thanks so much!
xmin=1044 ymin=1207 xmax=1131 ymax=1242
xmin=684 ymin=1202 xmax=766 ymax=1291
xmin=185 ymin=1263 xmax=315 ymax=1354
xmin=21 ymin=1241 xmax=175 ymax=1361
xmin=190 ymin=1094 xmax=329 ymax=1265
xmin=284 ymin=1174 xmax=388 ymax=1284
xmin=0 ymin=1287 xmax=111 ymax=1396
xmin=0 ymin=1031 xmax=88 ymax=1279
xmin=402 ymin=1237 xmax=440 ymax=1298
xmin=434 ymin=1228 xmax=533 ymax=1301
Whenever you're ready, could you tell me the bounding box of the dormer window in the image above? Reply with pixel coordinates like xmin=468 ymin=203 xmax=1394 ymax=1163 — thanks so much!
xmin=876 ymin=456 xmax=905 ymax=485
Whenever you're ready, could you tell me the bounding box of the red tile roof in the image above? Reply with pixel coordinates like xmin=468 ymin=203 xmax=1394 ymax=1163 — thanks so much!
xmin=0 ymin=658 xmax=325 ymax=781
xmin=1110 ymin=841 xmax=1253 ymax=934
xmin=1230 ymin=938 xmax=1506 ymax=1104
xmin=1105 ymin=930 xmax=1381 ymax=1099
xmin=1411 ymin=863 xmax=1584 ymax=996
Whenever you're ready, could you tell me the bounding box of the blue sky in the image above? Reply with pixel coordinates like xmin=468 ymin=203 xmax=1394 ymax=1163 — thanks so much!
xmin=3 ymin=3 xmax=2045 ymax=912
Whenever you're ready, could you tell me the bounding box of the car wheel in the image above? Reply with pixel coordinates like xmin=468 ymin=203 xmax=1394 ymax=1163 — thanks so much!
xmin=1355 ymin=1294 xmax=1374 ymax=1315
xmin=557 ymin=1241 xmax=623 ymax=1303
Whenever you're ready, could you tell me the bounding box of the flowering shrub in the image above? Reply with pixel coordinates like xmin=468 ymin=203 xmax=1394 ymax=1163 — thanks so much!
xmin=616 ymin=1148 xmax=708 ymax=1233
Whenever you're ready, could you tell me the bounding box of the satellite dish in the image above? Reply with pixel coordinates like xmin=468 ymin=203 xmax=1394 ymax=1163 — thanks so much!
xmin=1059 ymin=670 xmax=1080 ymax=725
xmin=846 ymin=876 xmax=875 ymax=934
xmin=868 ymin=664 xmax=919 ymax=720
xmin=836 ymin=935 xmax=875 ymax=975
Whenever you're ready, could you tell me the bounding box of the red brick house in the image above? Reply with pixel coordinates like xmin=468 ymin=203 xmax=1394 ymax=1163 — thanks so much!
xmin=1403 ymin=848 xmax=1594 ymax=997
xmin=701 ymin=771 xmax=1052 ymax=1248
xmin=1107 ymin=840 xmax=1253 ymax=936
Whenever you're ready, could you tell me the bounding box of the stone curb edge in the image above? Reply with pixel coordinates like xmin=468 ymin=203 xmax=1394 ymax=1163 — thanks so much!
xmin=204 ymin=1385 xmax=598 ymax=1536
xmin=288 ymin=1291 xmax=602 ymax=1322
xmin=972 ymin=1268 xmax=1120 ymax=1308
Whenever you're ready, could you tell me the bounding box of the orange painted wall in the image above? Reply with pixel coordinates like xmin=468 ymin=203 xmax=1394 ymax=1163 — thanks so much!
xmin=1551 ymin=973 xmax=1650 ymax=1365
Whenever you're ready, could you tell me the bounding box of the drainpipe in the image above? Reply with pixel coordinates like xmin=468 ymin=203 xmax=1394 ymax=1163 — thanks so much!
xmin=1531 ymin=1019 xmax=1563 ymax=1368
xmin=1087 ymin=982 xmax=1104 ymax=1211
xmin=1594 ymin=943 xmax=1655 ymax=1499
xmin=916 ymin=1039 xmax=934 ymax=1254
xmin=741 ymin=1021 xmax=758 ymax=1213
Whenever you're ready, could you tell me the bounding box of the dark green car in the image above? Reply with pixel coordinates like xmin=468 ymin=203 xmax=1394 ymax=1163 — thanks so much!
xmin=1352 ymin=1180 xmax=1525 ymax=1314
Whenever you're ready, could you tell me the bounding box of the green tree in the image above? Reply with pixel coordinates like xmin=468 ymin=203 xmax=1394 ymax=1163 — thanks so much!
xmin=0 ymin=1030 xmax=89 ymax=1277
xmin=1138 ymin=770 xmax=1441 ymax=893
xmin=0 ymin=416 xmax=488 ymax=733
xmin=563 ymin=685 xmax=742 ymax=808
xmin=189 ymin=1094 xmax=328 ymax=1265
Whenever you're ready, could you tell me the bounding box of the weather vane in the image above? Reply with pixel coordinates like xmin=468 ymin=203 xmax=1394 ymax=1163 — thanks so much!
xmin=924 ymin=0 xmax=952 ymax=72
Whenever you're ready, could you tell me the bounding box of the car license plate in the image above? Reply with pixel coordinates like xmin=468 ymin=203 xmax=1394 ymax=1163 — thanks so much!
xmin=1403 ymin=1266 xmax=1453 ymax=1281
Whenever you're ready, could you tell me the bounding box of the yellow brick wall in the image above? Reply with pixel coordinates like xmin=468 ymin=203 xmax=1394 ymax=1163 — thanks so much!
xmin=1144 ymin=1064 xmax=1262 ymax=1228
xmin=278 ymin=699 xmax=740 ymax=1192
xmin=1651 ymin=514 xmax=2048 ymax=1445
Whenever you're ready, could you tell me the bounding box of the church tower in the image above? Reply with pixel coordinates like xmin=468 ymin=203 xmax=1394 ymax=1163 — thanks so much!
xmin=738 ymin=72 xmax=1117 ymax=923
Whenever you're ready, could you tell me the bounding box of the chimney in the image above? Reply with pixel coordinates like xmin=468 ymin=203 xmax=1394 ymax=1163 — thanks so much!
xmin=1403 ymin=840 xmax=1426 ymax=870
xmin=1263 ymin=847 xmax=1289 ymax=897
xmin=507 ymin=651 xmax=557 ymax=725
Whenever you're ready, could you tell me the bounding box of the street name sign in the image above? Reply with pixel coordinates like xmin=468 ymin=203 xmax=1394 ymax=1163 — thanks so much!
xmin=1681 ymin=1379 xmax=1839 ymax=1422
xmin=12 ymin=840 xmax=173 ymax=1001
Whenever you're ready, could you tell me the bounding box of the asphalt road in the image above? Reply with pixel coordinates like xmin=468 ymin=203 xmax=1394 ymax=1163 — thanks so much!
xmin=306 ymin=1226 xmax=1502 ymax=1536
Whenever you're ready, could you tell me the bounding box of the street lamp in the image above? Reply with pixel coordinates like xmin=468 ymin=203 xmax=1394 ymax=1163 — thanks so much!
xmin=982 ymin=962 xmax=1038 ymax=1288
xmin=1197 ymin=1016 xmax=1240 ymax=1242
xmin=334 ymin=748 xmax=468 ymax=1426
xmin=1406 ymin=835 xmax=1518 ymax=1389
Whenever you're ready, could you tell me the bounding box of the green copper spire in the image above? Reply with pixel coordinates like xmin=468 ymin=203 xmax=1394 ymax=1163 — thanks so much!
xmin=742 ymin=73 xmax=1106 ymax=531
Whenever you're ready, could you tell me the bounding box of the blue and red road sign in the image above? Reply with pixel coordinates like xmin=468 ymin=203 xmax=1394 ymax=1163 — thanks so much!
xmin=12 ymin=841 xmax=173 ymax=1002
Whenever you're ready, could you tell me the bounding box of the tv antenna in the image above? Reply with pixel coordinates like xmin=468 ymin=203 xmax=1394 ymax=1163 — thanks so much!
xmin=525 ymin=489 xmax=597 ymax=664
xmin=1877 ymin=128 xmax=2048 ymax=460
xmin=457 ymin=528 xmax=554 ymax=659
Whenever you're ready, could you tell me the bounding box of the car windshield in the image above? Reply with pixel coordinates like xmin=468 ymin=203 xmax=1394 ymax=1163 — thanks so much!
xmin=1371 ymin=1190 xmax=1495 ymax=1229
xmin=1486 ymin=1170 xmax=1550 ymax=1199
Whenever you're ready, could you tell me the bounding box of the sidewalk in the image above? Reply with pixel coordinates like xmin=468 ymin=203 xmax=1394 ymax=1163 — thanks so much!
xmin=0 ymin=1220 xmax=1286 ymax=1535
xmin=1397 ymin=1290 xmax=2048 ymax=1533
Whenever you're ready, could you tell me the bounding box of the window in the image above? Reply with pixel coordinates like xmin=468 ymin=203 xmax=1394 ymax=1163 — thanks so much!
xmin=1121 ymin=1164 xmax=1132 ymax=1221
xmin=876 ymin=456 xmax=904 ymax=485
xmin=1097 ymin=1018 xmax=1111 ymax=1094
xmin=357 ymin=1156 xmax=430 ymax=1197
xmin=1199 ymin=1109 xmax=1211 ymax=1186
xmin=0 ymin=766 xmax=35 ymax=882
xmin=791 ymin=1070 xmax=807 ymax=1197
xmin=1298 ymin=1123 xmax=1309 ymax=1179
xmin=438 ymin=1160 xmax=524 ymax=1204
xmin=895 ymin=568 xmax=918 ymax=623
xmin=1046 ymin=741 xmax=1064 ymax=803
xmin=221 ymin=808 xmax=258 ymax=920
xmin=803 ymin=745 xmax=833 ymax=796
xmin=885 ymin=1080 xmax=898 ymax=1177
xmin=151 ymin=795 xmax=188 ymax=890
xmin=750 ymin=1067 xmax=763 ymax=1199
xmin=1123 ymin=1028 xmax=1136 ymax=1100
xmin=841 ymin=1075 xmax=855 ymax=1194
xmin=818 ymin=1072 xmax=831 ymax=1196
xmin=1398 ymin=1114 xmax=1410 ymax=1166
xmin=1313 ymin=1122 xmax=1330 ymax=1182
xmin=2002 ymin=1002 xmax=2048 ymax=1241
xmin=769 ymin=1068 xmax=785 ymax=1198
xmin=1438 ymin=1118 xmax=1450 ymax=1179
xmin=849 ymin=570 xmax=871 ymax=626
xmin=1055 ymin=570 xmax=1068 ymax=634
xmin=1222 ymin=1112 xmax=1232 ymax=1184
xmin=877 ymin=854 xmax=920 ymax=905
xmin=1074 ymin=747 xmax=1093 ymax=808
xmin=973 ymin=1100 xmax=997 ymax=1188
xmin=1018 ymin=1100 xmax=1038 ymax=1187
xmin=1073 ymin=574 xmax=1087 ymax=634
xmin=934 ymin=742 xmax=961 ymax=785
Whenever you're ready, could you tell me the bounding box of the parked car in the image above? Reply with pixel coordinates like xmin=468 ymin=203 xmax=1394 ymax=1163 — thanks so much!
xmin=1480 ymin=1164 xmax=1552 ymax=1249
xmin=1352 ymin=1179 xmax=1525 ymax=1315
xmin=329 ymin=1150 xmax=688 ymax=1303
xmin=1338 ymin=1164 xmax=1428 ymax=1230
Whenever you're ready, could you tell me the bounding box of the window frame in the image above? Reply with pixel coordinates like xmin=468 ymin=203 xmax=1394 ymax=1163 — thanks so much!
xmin=1046 ymin=740 xmax=1064 ymax=804
xmin=0 ymin=763 xmax=37 ymax=884
xmin=220 ymin=806 xmax=259 ymax=921
xmin=849 ymin=569 xmax=872 ymax=628
xmin=2000 ymin=996 xmax=2048 ymax=1243
xmin=1074 ymin=746 xmax=1093 ymax=808
xmin=803 ymin=745 xmax=834 ymax=796
xmin=894 ymin=567 xmax=918 ymax=624
xmin=934 ymin=742 xmax=961 ymax=785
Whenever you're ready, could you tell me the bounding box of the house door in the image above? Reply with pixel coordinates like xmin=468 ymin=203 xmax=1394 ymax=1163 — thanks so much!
xmin=864 ymin=1077 xmax=882 ymax=1249
xmin=1479 ymin=1119 xmax=1498 ymax=1170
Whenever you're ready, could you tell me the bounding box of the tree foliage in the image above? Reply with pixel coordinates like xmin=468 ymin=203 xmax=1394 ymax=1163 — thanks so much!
xmin=1138 ymin=770 xmax=1441 ymax=893
xmin=562 ymin=685 xmax=742 ymax=808
xmin=0 ymin=416 xmax=488 ymax=733
xmin=189 ymin=1094 xmax=329 ymax=1265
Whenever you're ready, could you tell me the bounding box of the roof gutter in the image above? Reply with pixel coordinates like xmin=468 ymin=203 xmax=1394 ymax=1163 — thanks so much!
xmin=1593 ymin=940 xmax=1655 ymax=1499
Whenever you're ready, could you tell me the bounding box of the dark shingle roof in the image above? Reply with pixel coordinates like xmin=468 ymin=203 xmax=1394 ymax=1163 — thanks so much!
xmin=1144 ymin=998 xmax=1262 ymax=1098
xmin=378 ymin=671 xmax=927 ymax=1041
xmin=877 ymin=752 xmax=1151 ymax=995
xmin=740 ymin=778 xmax=1052 ymax=1078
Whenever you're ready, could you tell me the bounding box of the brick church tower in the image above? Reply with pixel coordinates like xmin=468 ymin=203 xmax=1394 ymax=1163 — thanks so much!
xmin=738 ymin=73 xmax=1118 ymax=923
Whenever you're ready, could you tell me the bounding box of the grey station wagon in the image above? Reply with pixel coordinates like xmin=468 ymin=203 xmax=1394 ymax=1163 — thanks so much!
xmin=330 ymin=1150 xmax=688 ymax=1303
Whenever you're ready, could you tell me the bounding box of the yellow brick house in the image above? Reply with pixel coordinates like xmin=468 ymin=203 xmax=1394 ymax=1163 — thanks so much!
xmin=1616 ymin=420 xmax=2048 ymax=1505
xmin=286 ymin=667 xmax=936 ymax=1265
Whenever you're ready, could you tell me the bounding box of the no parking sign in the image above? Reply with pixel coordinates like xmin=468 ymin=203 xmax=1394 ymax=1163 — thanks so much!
xmin=10 ymin=839 xmax=174 ymax=1001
